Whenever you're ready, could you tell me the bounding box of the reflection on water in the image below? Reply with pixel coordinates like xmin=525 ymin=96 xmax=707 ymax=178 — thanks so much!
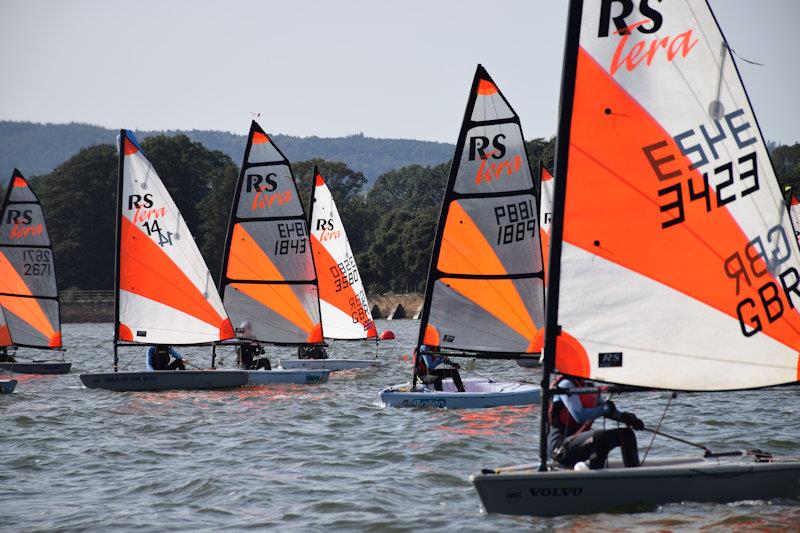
xmin=1 ymin=320 xmax=798 ymax=531
xmin=436 ymin=405 xmax=537 ymax=437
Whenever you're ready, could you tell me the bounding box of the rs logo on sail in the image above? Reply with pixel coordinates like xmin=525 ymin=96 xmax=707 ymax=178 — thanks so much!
xmin=6 ymin=209 xmax=43 ymax=239
xmin=598 ymin=1 xmax=697 ymax=76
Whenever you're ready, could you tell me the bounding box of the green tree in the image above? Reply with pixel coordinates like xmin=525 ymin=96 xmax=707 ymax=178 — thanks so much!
xmin=36 ymin=144 xmax=117 ymax=289
xmin=291 ymin=158 xmax=368 ymax=211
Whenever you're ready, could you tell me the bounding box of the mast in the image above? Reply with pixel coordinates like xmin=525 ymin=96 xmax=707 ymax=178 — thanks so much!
xmin=539 ymin=0 xmax=583 ymax=471
xmin=414 ymin=67 xmax=482 ymax=363
xmin=113 ymin=130 xmax=125 ymax=371
xmin=306 ymin=165 xmax=324 ymax=345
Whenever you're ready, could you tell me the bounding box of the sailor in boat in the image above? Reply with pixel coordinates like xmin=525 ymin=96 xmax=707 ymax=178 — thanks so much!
xmin=0 ymin=346 xmax=15 ymax=363
xmin=297 ymin=345 xmax=328 ymax=360
xmin=548 ymin=375 xmax=644 ymax=470
xmin=236 ymin=321 xmax=271 ymax=370
xmin=415 ymin=345 xmax=466 ymax=393
xmin=146 ymin=345 xmax=186 ymax=371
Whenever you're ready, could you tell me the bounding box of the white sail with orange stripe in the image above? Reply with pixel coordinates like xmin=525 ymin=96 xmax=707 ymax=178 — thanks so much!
xmin=416 ymin=65 xmax=545 ymax=355
xmin=309 ymin=167 xmax=376 ymax=340
xmin=538 ymin=163 xmax=554 ymax=283
xmin=116 ymin=130 xmax=233 ymax=345
xmin=546 ymin=0 xmax=800 ymax=390
xmin=788 ymin=193 xmax=800 ymax=245
xmin=219 ymin=121 xmax=322 ymax=345
xmin=0 ymin=169 xmax=61 ymax=348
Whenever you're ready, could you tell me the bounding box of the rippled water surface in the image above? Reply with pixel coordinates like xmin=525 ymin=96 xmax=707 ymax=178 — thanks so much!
xmin=2 ymin=320 xmax=799 ymax=531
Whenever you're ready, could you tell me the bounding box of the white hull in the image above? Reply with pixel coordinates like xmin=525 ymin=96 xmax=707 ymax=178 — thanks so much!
xmin=245 ymin=369 xmax=329 ymax=385
xmin=1 ymin=379 xmax=17 ymax=394
xmin=472 ymin=455 xmax=800 ymax=516
xmin=380 ymin=378 xmax=540 ymax=409
xmin=278 ymin=359 xmax=382 ymax=371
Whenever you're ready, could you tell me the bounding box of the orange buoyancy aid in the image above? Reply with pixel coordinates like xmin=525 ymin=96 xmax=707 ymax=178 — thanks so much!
xmin=549 ymin=377 xmax=600 ymax=431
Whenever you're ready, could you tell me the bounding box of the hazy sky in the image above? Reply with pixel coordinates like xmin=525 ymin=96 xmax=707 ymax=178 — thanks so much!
xmin=1 ymin=1 xmax=798 ymax=144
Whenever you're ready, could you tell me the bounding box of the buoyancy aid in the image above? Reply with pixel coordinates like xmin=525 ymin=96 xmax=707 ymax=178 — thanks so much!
xmin=549 ymin=376 xmax=599 ymax=431
xmin=153 ymin=346 xmax=171 ymax=370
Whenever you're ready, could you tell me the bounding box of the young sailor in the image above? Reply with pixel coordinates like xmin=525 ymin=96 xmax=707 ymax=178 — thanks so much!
xmin=146 ymin=345 xmax=186 ymax=371
xmin=0 ymin=346 xmax=15 ymax=363
xmin=547 ymin=376 xmax=644 ymax=470
xmin=236 ymin=321 xmax=271 ymax=370
xmin=297 ymin=345 xmax=328 ymax=360
xmin=415 ymin=345 xmax=466 ymax=392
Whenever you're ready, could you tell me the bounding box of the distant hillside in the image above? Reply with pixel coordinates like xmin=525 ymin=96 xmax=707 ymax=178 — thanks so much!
xmin=0 ymin=121 xmax=454 ymax=184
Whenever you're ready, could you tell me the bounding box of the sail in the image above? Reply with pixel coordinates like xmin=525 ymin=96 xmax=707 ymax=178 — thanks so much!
xmin=309 ymin=167 xmax=376 ymax=339
xmin=547 ymin=0 xmax=800 ymax=390
xmin=0 ymin=306 xmax=10 ymax=347
xmin=789 ymin=193 xmax=800 ymax=245
xmin=417 ymin=65 xmax=545 ymax=355
xmin=219 ymin=121 xmax=322 ymax=345
xmin=0 ymin=169 xmax=61 ymax=348
xmin=116 ymin=130 xmax=233 ymax=345
xmin=539 ymin=163 xmax=554 ymax=282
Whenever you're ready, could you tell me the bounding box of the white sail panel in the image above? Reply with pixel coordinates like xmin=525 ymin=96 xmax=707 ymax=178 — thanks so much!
xmin=418 ymin=66 xmax=545 ymax=355
xmin=550 ymin=1 xmax=800 ymax=389
xmin=310 ymin=169 xmax=376 ymax=339
xmin=539 ymin=164 xmax=554 ymax=282
xmin=117 ymin=131 xmax=233 ymax=344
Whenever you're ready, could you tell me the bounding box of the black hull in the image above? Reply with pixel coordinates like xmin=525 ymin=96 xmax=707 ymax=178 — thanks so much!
xmin=79 ymin=370 xmax=248 ymax=391
xmin=0 ymin=362 xmax=72 ymax=375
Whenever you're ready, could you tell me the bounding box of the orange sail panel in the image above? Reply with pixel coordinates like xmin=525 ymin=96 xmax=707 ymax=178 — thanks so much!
xmin=309 ymin=168 xmax=376 ymax=339
xmin=417 ymin=66 xmax=545 ymax=354
xmin=0 ymin=169 xmax=60 ymax=348
xmin=548 ymin=1 xmax=800 ymax=390
xmin=219 ymin=121 xmax=322 ymax=344
xmin=116 ymin=130 xmax=233 ymax=344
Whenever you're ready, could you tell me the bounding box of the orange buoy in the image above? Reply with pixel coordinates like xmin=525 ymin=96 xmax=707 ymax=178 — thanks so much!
xmin=379 ymin=330 xmax=396 ymax=341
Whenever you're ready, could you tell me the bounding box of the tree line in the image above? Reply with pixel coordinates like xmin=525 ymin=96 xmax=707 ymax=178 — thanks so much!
xmin=9 ymin=135 xmax=800 ymax=294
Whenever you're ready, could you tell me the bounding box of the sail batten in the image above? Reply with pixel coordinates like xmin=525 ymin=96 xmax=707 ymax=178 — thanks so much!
xmin=545 ymin=0 xmax=800 ymax=391
xmin=219 ymin=121 xmax=322 ymax=345
xmin=416 ymin=65 xmax=545 ymax=356
xmin=0 ymin=169 xmax=61 ymax=348
xmin=115 ymin=130 xmax=233 ymax=345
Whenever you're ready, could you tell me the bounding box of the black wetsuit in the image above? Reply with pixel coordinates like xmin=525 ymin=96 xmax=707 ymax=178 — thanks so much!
xmin=297 ymin=345 xmax=328 ymax=360
xmin=547 ymin=379 xmax=640 ymax=469
xmin=238 ymin=342 xmax=270 ymax=370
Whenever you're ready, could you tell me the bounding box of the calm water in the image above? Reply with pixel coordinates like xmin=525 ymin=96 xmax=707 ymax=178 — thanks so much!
xmin=2 ymin=320 xmax=799 ymax=531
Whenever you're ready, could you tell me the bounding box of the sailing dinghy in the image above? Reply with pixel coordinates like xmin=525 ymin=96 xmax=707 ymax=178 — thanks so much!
xmin=0 ymin=169 xmax=70 ymax=375
xmin=78 ymin=130 xmax=247 ymax=392
xmin=279 ymin=167 xmax=380 ymax=372
xmin=517 ymin=163 xmax=552 ymax=369
xmin=473 ymin=0 xmax=800 ymax=515
xmin=380 ymin=66 xmax=542 ymax=409
xmin=218 ymin=122 xmax=330 ymax=386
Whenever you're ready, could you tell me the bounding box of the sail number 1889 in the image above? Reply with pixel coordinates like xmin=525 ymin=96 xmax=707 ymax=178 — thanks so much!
xmin=494 ymin=198 xmax=537 ymax=245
